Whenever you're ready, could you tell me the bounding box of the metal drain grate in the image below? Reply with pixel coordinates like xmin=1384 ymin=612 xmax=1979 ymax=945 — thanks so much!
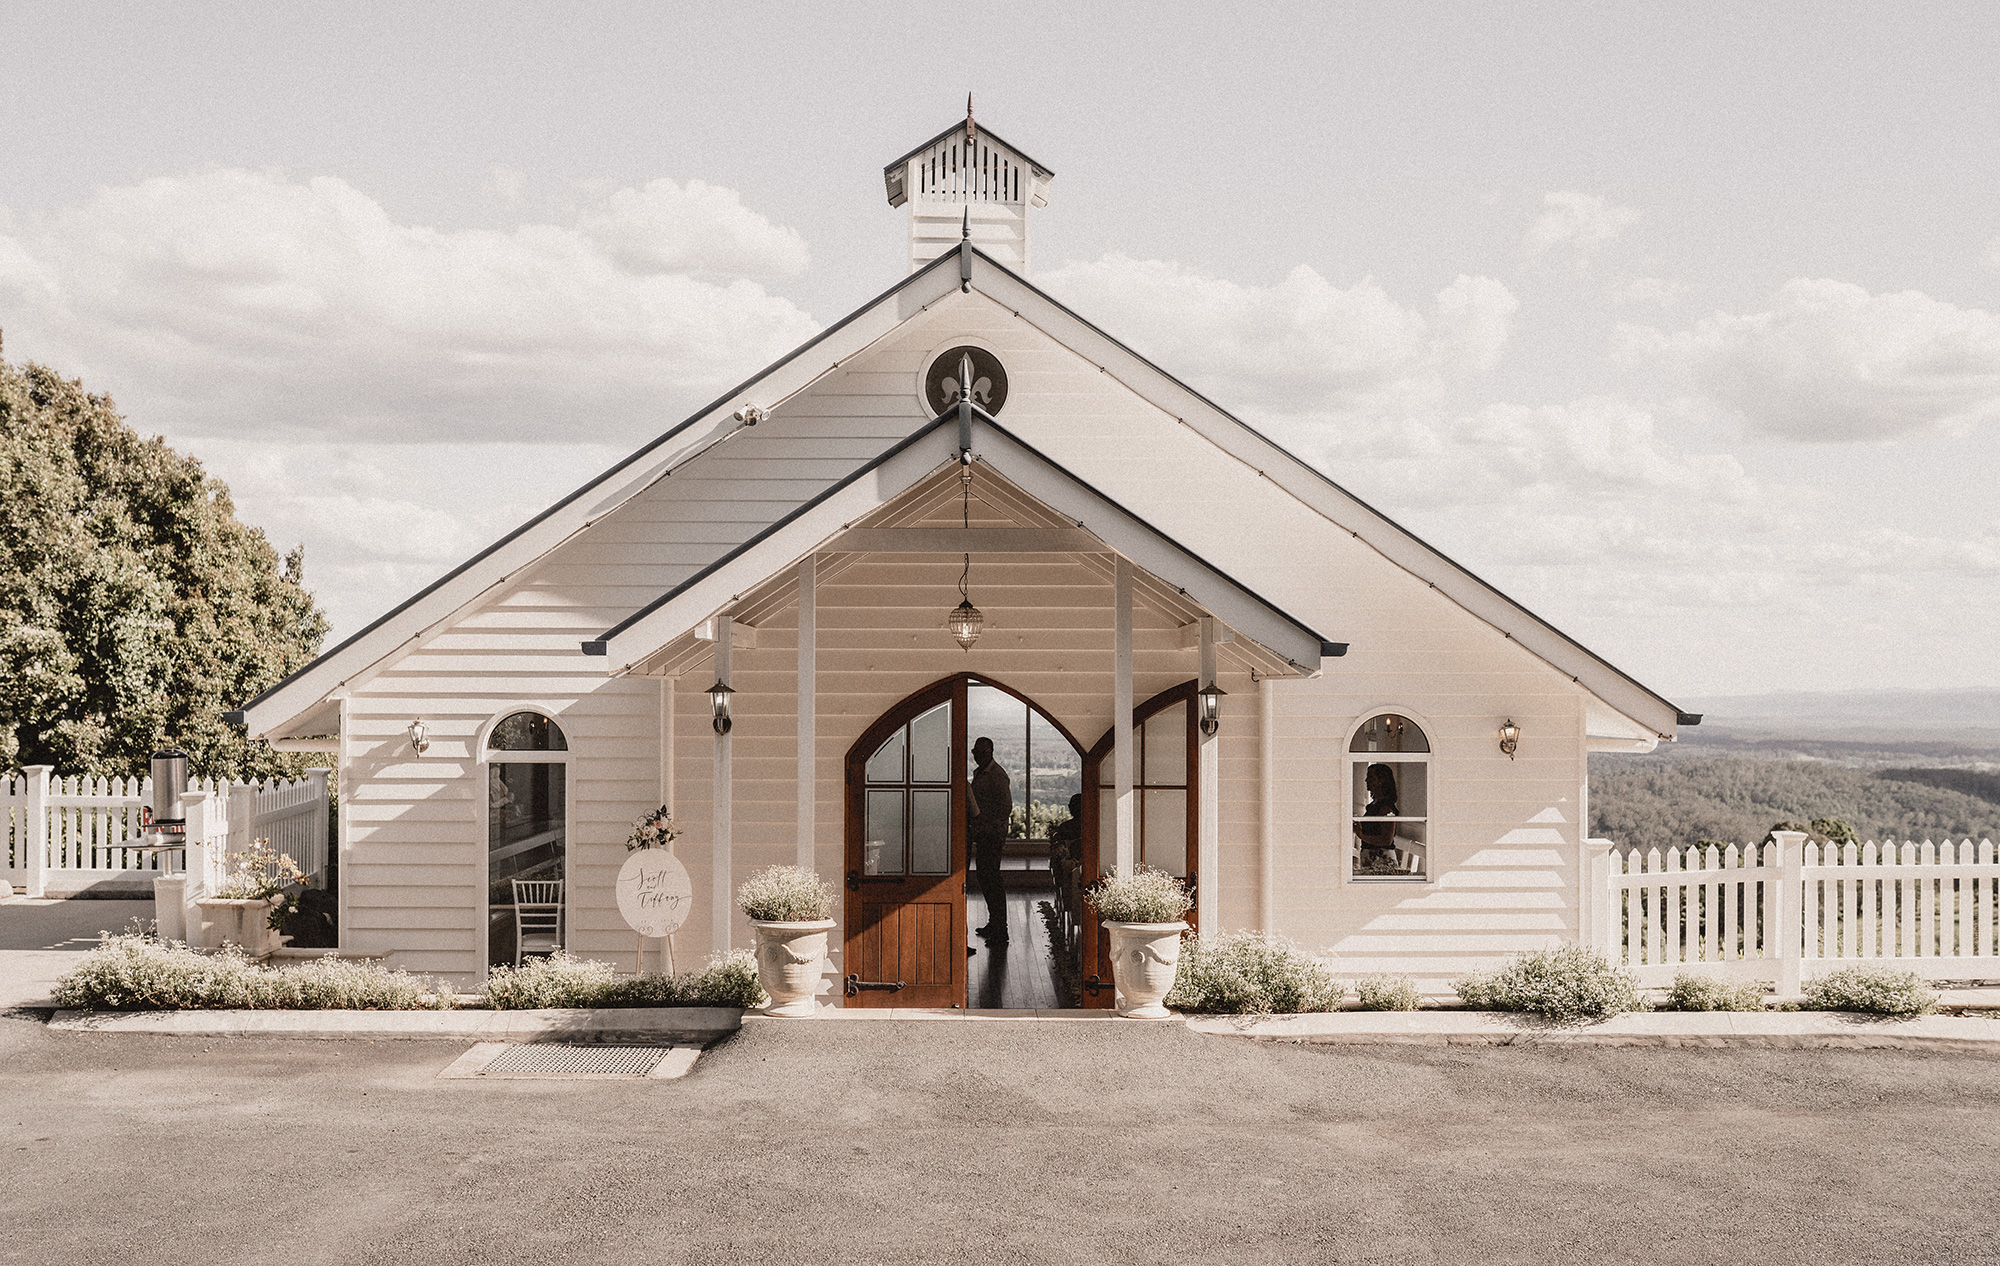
xmin=440 ymin=1042 xmax=699 ymax=1080
xmin=484 ymin=1044 xmax=670 ymax=1076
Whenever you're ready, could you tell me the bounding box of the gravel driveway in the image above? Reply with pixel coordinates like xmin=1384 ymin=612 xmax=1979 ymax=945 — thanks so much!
xmin=7 ymin=1011 xmax=1999 ymax=1265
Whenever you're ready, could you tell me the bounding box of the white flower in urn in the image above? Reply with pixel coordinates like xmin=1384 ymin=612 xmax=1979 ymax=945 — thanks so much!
xmin=626 ymin=805 xmax=681 ymax=852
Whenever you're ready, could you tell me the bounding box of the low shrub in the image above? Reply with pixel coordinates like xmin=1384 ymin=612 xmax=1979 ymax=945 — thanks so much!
xmin=1656 ymin=973 xmax=1766 ymax=1012
xmin=1164 ymin=932 xmax=1343 ymax=1014
xmin=1802 ymin=966 xmax=1938 ymax=1016
xmin=482 ymin=950 xmax=766 ymax=1011
xmin=1085 ymin=868 xmax=1193 ymax=924
xmin=1453 ymin=945 xmax=1642 ymax=1022
xmin=736 ymin=866 xmax=835 ymax=922
xmin=1355 ymin=973 xmax=1423 ymax=1011
xmin=53 ymin=934 xmax=456 ymax=1011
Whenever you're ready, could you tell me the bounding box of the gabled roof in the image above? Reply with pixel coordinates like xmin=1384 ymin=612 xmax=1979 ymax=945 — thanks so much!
xmin=234 ymin=239 xmax=1693 ymax=741
xmin=581 ymin=406 xmax=1337 ymax=675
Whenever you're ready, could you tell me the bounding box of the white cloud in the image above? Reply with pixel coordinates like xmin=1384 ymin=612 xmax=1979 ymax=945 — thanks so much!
xmin=1037 ymin=255 xmax=1516 ymax=417
xmin=0 ymin=167 xmax=821 ymax=445
xmin=1621 ymin=278 xmax=2000 ymax=441
xmin=1986 ymin=236 xmax=2000 ymax=271
xmin=1611 ymin=276 xmax=1686 ymax=306
xmin=577 ymin=178 xmax=809 ymax=279
xmin=1524 ymin=191 xmax=1640 ymax=259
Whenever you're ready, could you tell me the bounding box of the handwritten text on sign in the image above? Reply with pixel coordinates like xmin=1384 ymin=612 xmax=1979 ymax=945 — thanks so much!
xmin=615 ymin=849 xmax=693 ymax=938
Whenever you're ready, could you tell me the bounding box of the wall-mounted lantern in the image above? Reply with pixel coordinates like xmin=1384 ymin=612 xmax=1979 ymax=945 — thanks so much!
xmin=1197 ymin=682 xmax=1226 ymax=737
xmin=707 ymin=680 xmax=736 ymax=735
xmin=408 ymin=720 xmax=430 ymax=756
xmin=1498 ymin=719 xmax=1520 ymax=760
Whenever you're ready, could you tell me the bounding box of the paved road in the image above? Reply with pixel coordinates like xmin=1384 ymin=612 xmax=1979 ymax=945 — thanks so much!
xmin=7 ymin=1012 xmax=1999 ymax=1266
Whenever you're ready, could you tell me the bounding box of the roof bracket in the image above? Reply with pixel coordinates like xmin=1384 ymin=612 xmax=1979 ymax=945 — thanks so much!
xmin=958 ymin=223 xmax=972 ymax=293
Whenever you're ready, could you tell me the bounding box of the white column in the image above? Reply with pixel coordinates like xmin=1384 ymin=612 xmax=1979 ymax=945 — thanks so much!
xmin=796 ymin=555 xmax=816 ymax=871
xmin=1113 ymin=558 xmax=1135 ymax=877
xmin=304 ymin=768 xmax=331 ymax=880
xmin=712 ymin=615 xmax=734 ymax=954
xmin=335 ymin=695 xmax=351 ymax=952
xmin=1196 ymin=618 xmax=1220 ymax=936
xmin=182 ymin=790 xmax=214 ymax=948
xmin=22 ymin=765 xmax=50 ymax=899
xmin=1259 ymin=676 xmax=1274 ymax=932
xmin=660 ymin=676 xmax=675 ymax=814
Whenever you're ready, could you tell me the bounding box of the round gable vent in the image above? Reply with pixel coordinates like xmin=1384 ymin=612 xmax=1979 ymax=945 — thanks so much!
xmin=923 ymin=346 xmax=1008 ymax=417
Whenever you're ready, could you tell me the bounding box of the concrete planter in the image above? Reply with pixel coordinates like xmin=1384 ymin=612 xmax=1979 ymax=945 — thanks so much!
xmin=750 ymin=919 xmax=834 ymax=1017
xmin=194 ymin=895 xmax=284 ymax=957
xmin=1104 ymin=921 xmax=1189 ymax=1018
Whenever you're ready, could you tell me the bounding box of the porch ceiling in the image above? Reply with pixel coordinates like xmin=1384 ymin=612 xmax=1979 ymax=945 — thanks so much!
xmin=627 ymin=460 xmax=1310 ymax=682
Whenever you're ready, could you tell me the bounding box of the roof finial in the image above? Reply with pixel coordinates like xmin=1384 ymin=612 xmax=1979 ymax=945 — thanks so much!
xmin=965 ymin=93 xmax=976 ymax=143
xmin=962 ymin=207 xmax=970 ymax=240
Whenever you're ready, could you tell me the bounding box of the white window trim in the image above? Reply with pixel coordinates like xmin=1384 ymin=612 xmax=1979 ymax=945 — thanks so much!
xmin=1341 ymin=707 xmax=1436 ymax=887
xmin=478 ymin=706 xmax=572 ymax=980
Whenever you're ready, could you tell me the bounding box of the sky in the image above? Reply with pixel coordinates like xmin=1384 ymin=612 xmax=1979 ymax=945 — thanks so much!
xmin=2 ymin=1 xmax=1997 ymax=703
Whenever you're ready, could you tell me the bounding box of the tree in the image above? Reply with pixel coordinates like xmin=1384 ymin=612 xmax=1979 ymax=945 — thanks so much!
xmin=0 ymin=355 xmax=329 ymax=779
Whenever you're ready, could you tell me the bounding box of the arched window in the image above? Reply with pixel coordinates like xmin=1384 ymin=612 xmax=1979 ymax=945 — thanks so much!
xmin=1349 ymin=713 xmax=1430 ymax=881
xmin=485 ymin=711 xmax=568 ymax=967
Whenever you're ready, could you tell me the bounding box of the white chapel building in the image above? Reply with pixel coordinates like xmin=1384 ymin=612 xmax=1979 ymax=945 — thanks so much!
xmin=230 ymin=111 xmax=1693 ymax=1004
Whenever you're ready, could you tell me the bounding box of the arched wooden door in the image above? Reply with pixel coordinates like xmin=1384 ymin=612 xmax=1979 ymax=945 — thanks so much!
xmin=1080 ymin=680 xmax=1200 ymax=1008
xmin=843 ymin=674 xmax=1085 ymax=1009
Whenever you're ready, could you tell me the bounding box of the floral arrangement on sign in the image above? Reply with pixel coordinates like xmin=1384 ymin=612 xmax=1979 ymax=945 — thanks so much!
xmin=627 ymin=805 xmax=682 ymax=852
xmin=212 ymin=838 xmax=305 ymax=902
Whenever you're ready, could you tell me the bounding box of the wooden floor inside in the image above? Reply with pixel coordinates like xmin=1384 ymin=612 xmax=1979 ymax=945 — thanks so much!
xmin=966 ymin=861 xmax=1074 ymax=1010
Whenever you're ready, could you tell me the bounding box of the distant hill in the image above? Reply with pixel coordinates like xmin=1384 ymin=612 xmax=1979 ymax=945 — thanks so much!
xmin=1588 ymin=756 xmax=2000 ymax=853
xmin=1680 ymin=687 xmax=2000 ymax=755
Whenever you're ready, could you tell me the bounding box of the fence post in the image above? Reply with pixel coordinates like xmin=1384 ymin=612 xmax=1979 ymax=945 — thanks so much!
xmin=22 ymin=765 xmax=52 ymax=899
xmin=1773 ymin=830 xmax=1806 ymax=997
xmin=182 ymin=791 xmax=214 ymax=949
xmin=306 ymin=768 xmax=331 ymax=879
xmin=1585 ymin=839 xmax=1615 ymax=958
xmin=227 ymin=781 xmax=255 ymax=858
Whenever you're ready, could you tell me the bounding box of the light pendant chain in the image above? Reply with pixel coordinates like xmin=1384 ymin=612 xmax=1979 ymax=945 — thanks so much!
xmin=948 ymin=466 xmax=983 ymax=651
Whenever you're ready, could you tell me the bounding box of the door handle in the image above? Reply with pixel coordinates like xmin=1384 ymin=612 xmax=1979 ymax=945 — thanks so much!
xmin=844 ymin=974 xmax=906 ymax=997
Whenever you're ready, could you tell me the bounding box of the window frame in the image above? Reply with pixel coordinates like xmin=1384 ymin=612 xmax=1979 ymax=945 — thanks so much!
xmin=1342 ymin=708 xmax=1436 ymax=886
xmin=478 ymin=706 xmax=572 ymax=977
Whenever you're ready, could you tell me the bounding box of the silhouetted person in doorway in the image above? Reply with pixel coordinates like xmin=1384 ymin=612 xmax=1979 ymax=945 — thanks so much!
xmin=968 ymin=735 xmax=1013 ymax=948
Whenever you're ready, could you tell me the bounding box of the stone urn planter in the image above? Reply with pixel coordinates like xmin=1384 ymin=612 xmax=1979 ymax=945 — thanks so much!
xmin=1103 ymin=920 xmax=1190 ymax=1018
xmin=750 ymin=919 xmax=835 ymax=1016
xmin=194 ymin=896 xmax=284 ymax=957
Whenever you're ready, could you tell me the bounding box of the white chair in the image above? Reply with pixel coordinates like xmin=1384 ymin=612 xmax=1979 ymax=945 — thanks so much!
xmin=512 ymin=878 xmax=564 ymax=965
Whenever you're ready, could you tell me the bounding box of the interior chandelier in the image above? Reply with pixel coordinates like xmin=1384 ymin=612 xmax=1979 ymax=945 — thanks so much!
xmin=948 ymin=467 xmax=983 ymax=651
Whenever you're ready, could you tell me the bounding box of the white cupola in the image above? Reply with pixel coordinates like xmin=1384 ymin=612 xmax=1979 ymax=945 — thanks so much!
xmin=883 ymin=97 xmax=1053 ymax=276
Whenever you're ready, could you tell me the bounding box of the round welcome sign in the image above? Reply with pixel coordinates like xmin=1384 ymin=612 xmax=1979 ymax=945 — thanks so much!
xmin=615 ymin=849 xmax=693 ymax=939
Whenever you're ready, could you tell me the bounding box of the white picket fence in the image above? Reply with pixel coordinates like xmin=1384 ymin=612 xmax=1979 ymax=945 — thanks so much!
xmin=1 ymin=765 xmax=329 ymax=898
xmin=1591 ymin=829 xmax=2000 ymax=992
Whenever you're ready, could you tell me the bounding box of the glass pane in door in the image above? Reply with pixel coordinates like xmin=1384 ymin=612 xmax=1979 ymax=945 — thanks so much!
xmin=910 ymin=788 xmax=951 ymax=874
xmin=864 ymin=790 xmax=906 ymax=875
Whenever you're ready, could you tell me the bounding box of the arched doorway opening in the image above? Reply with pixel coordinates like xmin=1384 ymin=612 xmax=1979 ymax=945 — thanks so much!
xmin=843 ymin=674 xmax=1084 ymax=1009
xmin=1079 ymin=680 xmax=1200 ymax=1008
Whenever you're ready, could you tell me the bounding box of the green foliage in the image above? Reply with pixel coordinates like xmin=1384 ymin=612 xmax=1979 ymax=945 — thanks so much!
xmin=1164 ymin=932 xmax=1343 ymax=1014
xmin=1086 ymin=867 xmax=1193 ymax=924
xmin=1354 ymin=973 xmax=1423 ymax=1011
xmin=0 ymin=357 xmax=329 ymax=779
xmin=1810 ymin=817 xmax=1858 ymax=845
xmin=735 ymin=865 xmax=835 ymax=922
xmin=52 ymin=933 xmax=455 ymax=1011
xmin=1588 ymin=756 xmax=1999 ymax=854
xmin=1657 ymin=972 xmax=1767 ymax=1012
xmin=482 ymin=950 xmax=765 ymax=1010
xmin=1802 ymin=966 xmax=1938 ymax=1016
xmin=1880 ymin=767 xmax=2000 ymax=808
xmin=1453 ymin=945 xmax=1642 ymax=1021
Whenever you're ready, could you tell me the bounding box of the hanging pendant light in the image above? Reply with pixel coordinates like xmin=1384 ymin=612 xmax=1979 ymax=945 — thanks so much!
xmin=947 ymin=468 xmax=983 ymax=651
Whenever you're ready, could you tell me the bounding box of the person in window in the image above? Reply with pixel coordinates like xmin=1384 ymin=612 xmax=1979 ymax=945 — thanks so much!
xmin=1354 ymin=762 xmax=1398 ymax=871
xmin=968 ymin=735 xmax=1013 ymax=949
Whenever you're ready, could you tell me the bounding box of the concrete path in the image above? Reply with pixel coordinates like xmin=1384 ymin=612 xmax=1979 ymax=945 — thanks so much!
xmin=0 ymin=897 xmax=151 ymax=1008
xmin=49 ymin=1005 xmax=741 ymax=1043
xmin=9 ymin=1011 xmax=2000 ymax=1265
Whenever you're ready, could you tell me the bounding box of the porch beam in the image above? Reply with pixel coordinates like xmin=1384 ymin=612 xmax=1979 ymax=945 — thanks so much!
xmin=1114 ymin=557 xmax=1135 ymax=877
xmin=712 ymin=614 xmax=733 ymax=954
xmin=825 ymin=527 xmax=1102 ymax=554
xmin=796 ymin=556 xmax=815 ymax=871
